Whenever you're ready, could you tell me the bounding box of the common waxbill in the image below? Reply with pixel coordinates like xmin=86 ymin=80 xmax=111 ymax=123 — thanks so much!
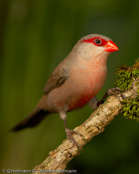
xmin=11 ymin=34 xmax=119 ymax=149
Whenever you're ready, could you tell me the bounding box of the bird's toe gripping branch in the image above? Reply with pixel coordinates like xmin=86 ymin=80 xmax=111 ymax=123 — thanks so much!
xmin=65 ymin=128 xmax=84 ymax=152
xmin=97 ymin=87 xmax=128 ymax=107
xmin=107 ymin=87 xmax=128 ymax=102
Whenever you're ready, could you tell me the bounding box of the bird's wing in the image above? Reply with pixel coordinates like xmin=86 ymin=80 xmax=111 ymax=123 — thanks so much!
xmin=43 ymin=64 xmax=70 ymax=94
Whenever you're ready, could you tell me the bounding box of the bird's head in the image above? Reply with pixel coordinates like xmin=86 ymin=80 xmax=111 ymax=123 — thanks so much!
xmin=72 ymin=34 xmax=119 ymax=63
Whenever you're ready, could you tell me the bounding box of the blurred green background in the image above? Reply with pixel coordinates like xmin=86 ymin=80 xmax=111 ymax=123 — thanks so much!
xmin=0 ymin=0 xmax=139 ymax=174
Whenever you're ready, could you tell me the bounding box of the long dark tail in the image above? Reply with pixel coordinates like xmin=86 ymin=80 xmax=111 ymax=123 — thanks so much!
xmin=11 ymin=109 xmax=50 ymax=132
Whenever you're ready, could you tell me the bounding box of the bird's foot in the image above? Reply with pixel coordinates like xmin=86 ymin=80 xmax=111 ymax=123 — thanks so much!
xmin=107 ymin=87 xmax=128 ymax=102
xmin=97 ymin=87 xmax=128 ymax=107
xmin=65 ymin=128 xmax=84 ymax=152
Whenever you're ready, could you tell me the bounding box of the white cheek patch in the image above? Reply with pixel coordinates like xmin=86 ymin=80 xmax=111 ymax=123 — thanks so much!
xmin=76 ymin=42 xmax=107 ymax=61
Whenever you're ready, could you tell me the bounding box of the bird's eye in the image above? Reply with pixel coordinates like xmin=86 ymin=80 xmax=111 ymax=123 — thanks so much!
xmin=94 ymin=38 xmax=102 ymax=45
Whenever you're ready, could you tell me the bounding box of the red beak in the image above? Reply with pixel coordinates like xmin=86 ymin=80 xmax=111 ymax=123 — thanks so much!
xmin=104 ymin=40 xmax=119 ymax=52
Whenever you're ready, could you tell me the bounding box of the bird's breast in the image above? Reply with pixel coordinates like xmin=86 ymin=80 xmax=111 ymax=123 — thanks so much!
xmin=46 ymin=62 xmax=107 ymax=112
xmin=67 ymin=64 xmax=107 ymax=110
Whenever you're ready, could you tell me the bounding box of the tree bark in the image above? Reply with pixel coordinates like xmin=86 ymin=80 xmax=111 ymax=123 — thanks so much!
xmin=33 ymin=80 xmax=138 ymax=174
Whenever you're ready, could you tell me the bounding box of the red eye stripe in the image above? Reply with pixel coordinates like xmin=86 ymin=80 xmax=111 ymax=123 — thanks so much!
xmin=81 ymin=37 xmax=108 ymax=46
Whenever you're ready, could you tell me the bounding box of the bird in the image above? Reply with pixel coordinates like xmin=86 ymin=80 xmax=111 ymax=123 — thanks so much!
xmin=11 ymin=34 xmax=119 ymax=150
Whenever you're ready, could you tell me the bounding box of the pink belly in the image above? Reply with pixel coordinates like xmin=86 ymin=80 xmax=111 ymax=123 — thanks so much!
xmin=46 ymin=64 xmax=107 ymax=112
xmin=68 ymin=91 xmax=94 ymax=110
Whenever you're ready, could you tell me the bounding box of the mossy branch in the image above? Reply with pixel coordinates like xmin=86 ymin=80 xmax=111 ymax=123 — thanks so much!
xmin=33 ymin=60 xmax=139 ymax=174
xmin=115 ymin=59 xmax=139 ymax=120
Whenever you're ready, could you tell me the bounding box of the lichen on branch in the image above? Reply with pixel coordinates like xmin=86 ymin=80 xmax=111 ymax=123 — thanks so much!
xmin=114 ymin=58 xmax=139 ymax=121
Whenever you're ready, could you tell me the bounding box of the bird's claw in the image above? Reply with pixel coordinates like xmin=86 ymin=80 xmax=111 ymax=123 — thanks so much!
xmin=97 ymin=87 xmax=129 ymax=107
xmin=107 ymin=87 xmax=129 ymax=103
xmin=65 ymin=128 xmax=84 ymax=152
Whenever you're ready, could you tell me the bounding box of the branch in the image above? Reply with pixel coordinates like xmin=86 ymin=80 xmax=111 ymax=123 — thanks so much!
xmin=33 ymin=79 xmax=138 ymax=174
